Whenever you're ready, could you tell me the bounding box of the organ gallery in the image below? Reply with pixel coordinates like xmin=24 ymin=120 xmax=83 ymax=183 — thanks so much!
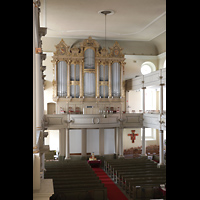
xmin=51 ymin=36 xmax=126 ymax=114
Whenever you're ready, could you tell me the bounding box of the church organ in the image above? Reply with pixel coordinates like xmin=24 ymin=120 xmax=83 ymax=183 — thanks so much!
xmin=51 ymin=36 xmax=126 ymax=114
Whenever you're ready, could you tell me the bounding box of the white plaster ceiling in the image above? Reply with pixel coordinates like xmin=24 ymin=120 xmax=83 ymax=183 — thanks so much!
xmin=40 ymin=0 xmax=166 ymax=42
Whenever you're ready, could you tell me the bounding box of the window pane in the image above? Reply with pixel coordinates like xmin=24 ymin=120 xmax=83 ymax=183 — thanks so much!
xmin=141 ymin=64 xmax=151 ymax=75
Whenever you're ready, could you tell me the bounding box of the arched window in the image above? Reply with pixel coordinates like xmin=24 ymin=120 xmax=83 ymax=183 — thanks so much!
xmin=141 ymin=61 xmax=156 ymax=75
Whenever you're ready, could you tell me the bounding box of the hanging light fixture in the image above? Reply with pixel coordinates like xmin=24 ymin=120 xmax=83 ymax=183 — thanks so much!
xmin=98 ymin=10 xmax=114 ymax=49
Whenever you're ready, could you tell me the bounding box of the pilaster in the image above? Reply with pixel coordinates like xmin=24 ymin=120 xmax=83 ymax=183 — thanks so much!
xmin=158 ymin=130 xmax=165 ymax=166
xmin=59 ymin=128 xmax=66 ymax=160
xmin=118 ymin=128 xmax=124 ymax=158
xmin=99 ymin=129 xmax=104 ymax=156
xmin=65 ymin=128 xmax=71 ymax=159
xmin=141 ymin=128 xmax=147 ymax=156
xmin=81 ymin=128 xmax=87 ymax=157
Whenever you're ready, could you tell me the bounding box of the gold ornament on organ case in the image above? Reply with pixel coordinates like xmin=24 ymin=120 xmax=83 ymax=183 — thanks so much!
xmin=59 ymin=45 xmax=66 ymax=55
xmin=54 ymin=39 xmax=69 ymax=56
xmin=114 ymin=48 xmax=120 ymax=56
xmin=109 ymin=41 xmax=124 ymax=57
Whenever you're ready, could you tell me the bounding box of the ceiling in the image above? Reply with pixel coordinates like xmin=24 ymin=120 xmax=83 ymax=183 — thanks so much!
xmin=40 ymin=0 xmax=166 ymax=43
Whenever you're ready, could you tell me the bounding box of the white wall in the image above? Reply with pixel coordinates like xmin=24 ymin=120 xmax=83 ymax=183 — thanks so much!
xmin=44 ymin=130 xmax=59 ymax=151
xmin=87 ymin=129 xmax=99 ymax=155
xmin=43 ymin=52 xmax=54 ymax=115
xmin=69 ymin=130 xmax=82 ymax=153
xmin=123 ymin=128 xmax=142 ymax=150
xmin=126 ymin=90 xmax=142 ymax=113
xmin=104 ymin=129 xmax=115 ymax=154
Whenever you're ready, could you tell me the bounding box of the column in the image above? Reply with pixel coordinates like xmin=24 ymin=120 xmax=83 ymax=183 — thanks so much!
xmin=118 ymin=128 xmax=124 ymax=158
xmin=108 ymin=61 xmax=112 ymax=98
xmin=36 ymin=53 xmax=43 ymax=133
xmin=67 ymin=60 xmax=71 ymax=98
xmin=142 ymin=87 xmax=146 ymax=113
xmin=114 ymin=128 xmax=118 ymax=154
xmin=159 ymin=130 xmax=164 ymax=166
xmin=65 ymin=128 xmax=71 ymax=159
xmin=79 ymin=59 xmax=83 ymax=97
xmin=141 ymin=86 xmax=146 ymax=156
xmin=160 ymin=84 xmax=164 ymax=115
xmin=141 ymin=128 xmax=146 ymax=156
xmin=96 ymin=61 xmax=100 ymax=97
xmin=59 ymin=128 xmax=66 ymax=160
xmin=33 ymin=9 xmax=36 ymax=147
xmin=99 ymin=129 xmax=104 ymax=156
xmin=33 ymin=153 xmax=40 ymax=190
xmin=158 ymin=83 xmax=165 ymax=166
xmin=114 ymin=128 xmax=118 ymax=159
xmin=81 ymin=128 xmax=87 ymax=157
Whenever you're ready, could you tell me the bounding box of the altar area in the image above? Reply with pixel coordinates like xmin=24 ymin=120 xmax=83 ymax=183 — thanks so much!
xmin=87 ymin=153 xmax=101 ymax=168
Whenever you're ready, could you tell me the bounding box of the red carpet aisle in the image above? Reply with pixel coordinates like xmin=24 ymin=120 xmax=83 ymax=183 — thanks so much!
xmin=92 ymin=168 xmax=128 ymax=200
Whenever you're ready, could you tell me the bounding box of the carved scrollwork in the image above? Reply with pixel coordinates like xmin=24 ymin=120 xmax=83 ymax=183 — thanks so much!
xmin=109 ymin=41 xmax=124 ymax=58
xmin=54 ymin=39 xmax=69 ymax=56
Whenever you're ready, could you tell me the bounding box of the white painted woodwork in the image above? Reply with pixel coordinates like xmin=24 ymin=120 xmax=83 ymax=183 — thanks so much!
xmin=143 ymin=113 xmax=160 ymax=129
xmin=126 ymin=68 xmax=166 ymax=91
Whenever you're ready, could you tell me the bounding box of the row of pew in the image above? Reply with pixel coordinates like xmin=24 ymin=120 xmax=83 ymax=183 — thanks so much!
xmin=104 ymin=157 xmax=166 ymax=200
xmin=44 ymin=160 xmax=107 ymax=200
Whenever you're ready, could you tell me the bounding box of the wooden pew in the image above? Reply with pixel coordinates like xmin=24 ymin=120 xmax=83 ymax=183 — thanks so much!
xmin=125 ymin=176 xmax=166 ymax=194
xmin=44 ymin=171 xmax=95 ymax=177
xmin=132 ymin=183 xmax=165 ymax=200
xmin=45 ymin=160 xmax=107 ymax=200
xmin=128 ymin=179 xmax=166 ymax=198
xmin=122 ymin=171 xmax=166 ymax=189
xmin=104 ymin=158 xmax=166 ymax=199
xmin=110 ymin=163 xmax=156 ymax=178
xmin=53 ymin=178 xmax=101 ymax=185
xmin=115 ymin=167 xmax=165 ymax=183
xmin=44 ymin=173 xmax=97 ymax=179
xmin=105 ymin=158 xmax=152 ymax=176
xmin=53 ymin=187 xmax=107 ymax=200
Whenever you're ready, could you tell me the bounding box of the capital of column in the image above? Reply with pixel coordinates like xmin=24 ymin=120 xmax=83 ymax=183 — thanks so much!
xmin=67 ymin=59 xmax=71 ymax=65
xmin=109 ymin=60 xmax=113 ymax=65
